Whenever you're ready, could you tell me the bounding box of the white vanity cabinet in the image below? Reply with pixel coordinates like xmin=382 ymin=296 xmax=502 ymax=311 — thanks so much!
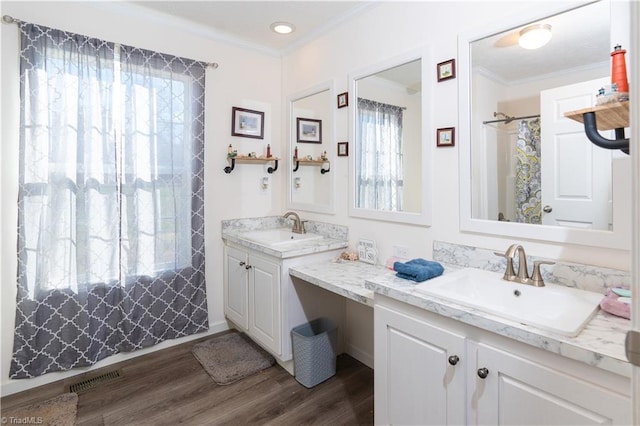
xmin=375 ymin=304 xmax=466 ymax=425
xmin=224 ymin=245 xmax=281 ymax=354
xmin=473 ymin=342 xmax=631 ymax=425
xmin=374 ymin=295 xmax=631 ymax=425
xmin=223 ymin=240 xmax=343 ymax=369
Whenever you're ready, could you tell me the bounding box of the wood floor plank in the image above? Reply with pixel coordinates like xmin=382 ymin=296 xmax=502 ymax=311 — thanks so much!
xmin=2 ymin=331 xmax=374 ymax=425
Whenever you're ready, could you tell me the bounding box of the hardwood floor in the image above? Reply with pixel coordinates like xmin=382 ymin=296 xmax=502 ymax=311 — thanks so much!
xmin=1 ymin=332 xmax=374 ymax=425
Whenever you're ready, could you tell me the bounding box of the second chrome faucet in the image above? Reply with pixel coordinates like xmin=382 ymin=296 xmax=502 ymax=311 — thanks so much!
xmin=494 ymin=244 xmax=554 ymax=287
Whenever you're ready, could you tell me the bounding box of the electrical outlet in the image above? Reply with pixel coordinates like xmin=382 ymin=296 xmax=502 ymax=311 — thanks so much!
xmin=393 ymin=245 xmax=410 ymax=259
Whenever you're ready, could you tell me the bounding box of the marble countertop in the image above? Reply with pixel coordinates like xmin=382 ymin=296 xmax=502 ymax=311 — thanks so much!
xmin=289 ymin=259 xmax=387 ymax=307
xmin=288 ymin=258 xmax=631 ymax=378
xmin=223 ymin=231 xmax=348 ymax=259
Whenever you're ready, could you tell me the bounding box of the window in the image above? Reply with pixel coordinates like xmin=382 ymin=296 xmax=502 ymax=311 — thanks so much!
xmin=355 ymin=98 xmax=405 ymax=211
xmin=18 ymin=29 xmax=206 ymax=294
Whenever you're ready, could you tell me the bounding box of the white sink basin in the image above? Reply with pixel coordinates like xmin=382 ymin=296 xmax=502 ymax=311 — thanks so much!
xmin=240 ymin=228 xmax=323 ymax=247
xmin=413 ymin=268 xmax=603 ymax=337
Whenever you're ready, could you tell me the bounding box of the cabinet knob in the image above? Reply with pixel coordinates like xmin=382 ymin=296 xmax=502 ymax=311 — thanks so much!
xmin=239 ymin=261 xmax=246 ymax=266
xmin=448 ymin=355 xmax=459 ymax=366
xmin=245 ymin=264 xmax=252 ymax=270
xmin=477 ymin=368 xmax=489 ymax=379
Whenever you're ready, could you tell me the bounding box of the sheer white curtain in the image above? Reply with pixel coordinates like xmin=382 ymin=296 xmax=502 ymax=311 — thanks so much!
xmin=11 ymin=23 xmax=208 ymax=379
xmin=356 ymin=98 xmax=404 ymax=211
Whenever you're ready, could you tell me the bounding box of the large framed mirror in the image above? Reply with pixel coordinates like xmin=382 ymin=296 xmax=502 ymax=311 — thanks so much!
xmin=458 ymin=1 xmax=631 ymax=249
xmin=349 ymin=49 xmax=431 ymax=226
xmin=287 ymin=82 xmax=335 ymax=214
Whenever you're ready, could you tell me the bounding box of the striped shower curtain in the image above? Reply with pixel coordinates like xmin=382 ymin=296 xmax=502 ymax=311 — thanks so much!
xmin=514 ymin=118 xmax=542 ymax=224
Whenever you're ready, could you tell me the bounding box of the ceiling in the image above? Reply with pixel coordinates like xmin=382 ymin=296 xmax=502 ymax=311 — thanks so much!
xmin=128 ymin=1 xmax=373 ymax=54
xmin=127 ymin=1 xmax=609 ymax=85
xmin=472 ymin=1 xmax=610 ymax=84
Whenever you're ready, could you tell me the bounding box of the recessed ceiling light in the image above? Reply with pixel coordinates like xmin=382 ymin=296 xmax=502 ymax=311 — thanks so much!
xmin=518 ymin=24 xmax=552 ymax=50
xmin=270 ymin=22 xmax=295 ymax=35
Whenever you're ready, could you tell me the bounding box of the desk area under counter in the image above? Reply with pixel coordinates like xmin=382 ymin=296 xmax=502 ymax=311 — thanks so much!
xmin=288 ymin=259 xmax=388 ymax=307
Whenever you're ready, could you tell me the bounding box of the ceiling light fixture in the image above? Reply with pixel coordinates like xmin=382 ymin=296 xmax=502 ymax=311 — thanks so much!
xmin=270 ymin=22 xmax=295 ymax=35
xmin=518 ymin=24 xmax=552 ymax=50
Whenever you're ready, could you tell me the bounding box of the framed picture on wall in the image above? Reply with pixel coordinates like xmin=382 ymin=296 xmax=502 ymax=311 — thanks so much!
xmin=337 ymin=142 xmax=349 ymax=156
xmin=297 ymin=118 xmax=322 ymax=143
xmin=337 ymin=92 xmax=349 ymax=108
xmin=231 ymin=107 xmax=264 ymax=139
xmin=436 ymin=127 xmax=455 ymax=147
xmin=437 ymin=59 xmax=456 ymax=82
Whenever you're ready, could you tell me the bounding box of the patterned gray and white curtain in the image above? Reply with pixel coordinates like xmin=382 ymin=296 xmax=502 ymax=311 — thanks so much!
xmin=356 ymin=98 xmax=404 ymax=211
xmin=10 ymin=22 xmax=208 ymax=379
xmin=515 ymin=118 xmax=542 ymax=224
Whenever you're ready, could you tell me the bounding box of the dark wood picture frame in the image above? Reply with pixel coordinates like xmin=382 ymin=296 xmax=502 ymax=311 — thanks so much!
xmin=296 ymin=117 xmax=322 ymax=143
xmin=337 ymin=142 xmax=349 ymax=156
xmin=337 ymin=92 xmax=349 ymax=108
xmin=436 ymin=127 xmax=455 ymax=147
xmin=437 ymin=59 xmax=456 ymax=82
xmin=231 ymin=107 xmax=264 ymax=139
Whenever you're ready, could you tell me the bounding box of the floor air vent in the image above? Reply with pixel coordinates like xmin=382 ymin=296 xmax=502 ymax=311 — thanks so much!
xmin=68 ymin=369 xmax=122 ymax=393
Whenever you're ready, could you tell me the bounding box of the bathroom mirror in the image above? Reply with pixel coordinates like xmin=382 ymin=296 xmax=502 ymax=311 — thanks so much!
xmin=287 ymin=83 xmax=335 ymax=214
xmin=349 ymin=49 xmax=431 ymax=226
xmin=458 ymin=1 xmax=631 ymax=249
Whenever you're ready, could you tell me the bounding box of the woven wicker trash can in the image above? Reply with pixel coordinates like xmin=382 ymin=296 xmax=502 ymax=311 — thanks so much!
xmin=291 ymin=318 xmax=338 ymax=388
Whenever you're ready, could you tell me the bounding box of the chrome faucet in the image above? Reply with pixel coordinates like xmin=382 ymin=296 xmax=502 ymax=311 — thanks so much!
xmin=283 ymin=211 xmax=305 ymax=234
xmin=494 ymin=244 xmax=554 ymax=287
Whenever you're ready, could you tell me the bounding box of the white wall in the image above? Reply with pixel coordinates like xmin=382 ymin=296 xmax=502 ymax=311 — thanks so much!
xmin=0 ymin=1 xmax=282 ymax=395
xmin=282 ymin=0 xmax=631 ymax=269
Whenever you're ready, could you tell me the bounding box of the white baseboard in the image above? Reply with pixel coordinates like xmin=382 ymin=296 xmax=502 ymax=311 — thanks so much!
xmin=345 ymin=342 xmax=374 ymax=369
xmin=1 ymin=320 xmax=230 ymax=397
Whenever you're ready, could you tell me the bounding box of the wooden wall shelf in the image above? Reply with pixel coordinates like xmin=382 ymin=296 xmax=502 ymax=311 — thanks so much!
xmin=293 ymin=158 xmax=330 ymax=174
xmin=224 ymin=156 xmax=279 ymax=174
xmin=564 ymin=101 xmax=629 ymax=154
xmin=564 ymin=101 xmax=629 ymax=131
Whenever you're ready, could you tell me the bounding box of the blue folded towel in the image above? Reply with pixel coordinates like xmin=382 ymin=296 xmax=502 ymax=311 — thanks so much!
xmin=393 ymin=258 xmax=444 ymax=283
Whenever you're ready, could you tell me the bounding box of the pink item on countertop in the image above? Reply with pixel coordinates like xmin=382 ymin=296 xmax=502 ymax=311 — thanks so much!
xmin=599 ymin=288 xmax=631 ymax=320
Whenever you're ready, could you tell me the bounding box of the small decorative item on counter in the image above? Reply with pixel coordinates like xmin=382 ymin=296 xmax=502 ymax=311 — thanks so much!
xmin=306 ymin=155 xmax=313 ymax=160
xmin=227 ymin=144 xmax=236 ymax=158
xmin=266 ymin=144 xmax=272 ymax=158
xmin=294 ymin=145 xmax=298 ymax=160
xmin=321 ymin=150 xmax=328 ymax=161
xmin=596 ymin=84 xmax=623 ymax=105
xmin=611 ymin=44 xmax=629 ymax=97
xmin=340 ymin=251 xmax=359 ymax=261
xmin=600 ymin=287 xmax=631 ymax=319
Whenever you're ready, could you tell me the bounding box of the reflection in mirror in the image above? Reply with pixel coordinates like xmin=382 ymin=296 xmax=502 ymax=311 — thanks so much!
xmin=350 ymin=52 xmax=430 ymax=226
xmin=459 ymin=1 xmax=631 ymax=249
xmin=287 ymin=84 xmax=334 ymax=214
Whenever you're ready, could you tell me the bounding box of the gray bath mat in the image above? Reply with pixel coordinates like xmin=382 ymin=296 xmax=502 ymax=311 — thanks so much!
xmin=192 ymin=332 xmax=275 ymax=385
xmin=1 ymin=392 xmax=78 ymax=426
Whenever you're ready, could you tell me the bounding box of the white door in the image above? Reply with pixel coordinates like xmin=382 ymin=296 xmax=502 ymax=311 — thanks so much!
xmin=374 ymin=305 xmax=466 ymax=425
xmin=540 ymin=78 xmax=612 ymax=229
xmin=475 ymin=343 xmax=631 ymax=425
xmin=224 ymin=246 xmax=249 ymax=330
xmin=248 ymin=255 xmax=281 ymax=355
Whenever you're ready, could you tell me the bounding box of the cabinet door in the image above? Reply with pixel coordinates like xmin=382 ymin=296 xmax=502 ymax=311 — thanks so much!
xmin=375 ymin=305 xmax=466 ymax=425
xmin=474 ymin=343 xmax=631 ymax=425
xmin=224 ymin=246 xmax=249 ymax=330
xmin=249 ymin=255 xmax=281 ymax=355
